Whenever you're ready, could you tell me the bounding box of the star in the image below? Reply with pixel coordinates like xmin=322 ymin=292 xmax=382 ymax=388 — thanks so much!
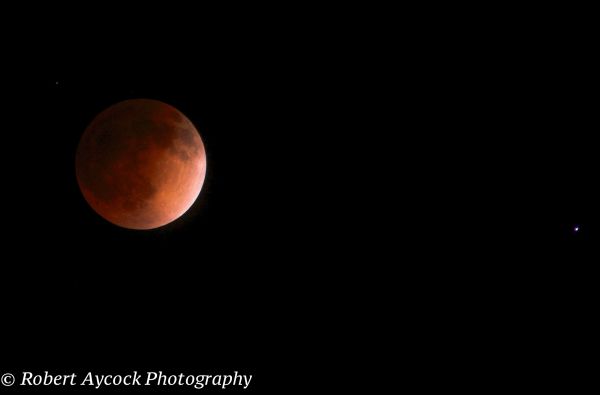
xmin=574 ymin=226 xmax=580 ymax=232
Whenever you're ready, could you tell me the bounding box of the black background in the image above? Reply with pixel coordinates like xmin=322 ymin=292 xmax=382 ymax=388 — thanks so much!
xmin=0 ymin=4 xmax=597 ymax=392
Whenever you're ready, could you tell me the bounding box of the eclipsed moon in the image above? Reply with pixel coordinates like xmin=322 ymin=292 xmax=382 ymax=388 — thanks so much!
xmin=76 ymin=99 xmax=206 ymax=230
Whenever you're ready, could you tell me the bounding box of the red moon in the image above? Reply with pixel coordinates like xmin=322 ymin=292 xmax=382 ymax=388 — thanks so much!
xmin=76 ymin=99 xmax=206 ymax=230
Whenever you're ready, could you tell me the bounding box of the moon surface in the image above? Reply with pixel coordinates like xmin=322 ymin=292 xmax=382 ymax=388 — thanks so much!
xmin=76 ymin=99 xmax=206 ymax=230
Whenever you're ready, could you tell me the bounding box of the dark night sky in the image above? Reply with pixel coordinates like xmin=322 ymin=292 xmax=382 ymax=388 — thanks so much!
xmin=0 ymin=4 xmax=597 ymax=392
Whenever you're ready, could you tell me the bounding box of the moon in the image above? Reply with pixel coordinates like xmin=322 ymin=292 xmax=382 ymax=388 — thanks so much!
xmin=76 ymin=99 xmax=206 ymax=230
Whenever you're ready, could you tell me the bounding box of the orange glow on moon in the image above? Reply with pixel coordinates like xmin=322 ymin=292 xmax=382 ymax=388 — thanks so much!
xmin=76 ymin=99 xmax=206 ymax=229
